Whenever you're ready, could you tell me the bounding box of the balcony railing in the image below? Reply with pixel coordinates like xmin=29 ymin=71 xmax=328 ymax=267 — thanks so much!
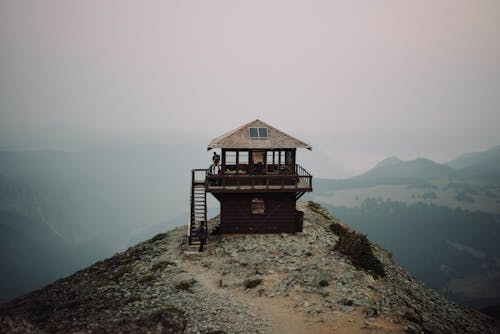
xmin=203 ymin=164 xmax=312 ymax=192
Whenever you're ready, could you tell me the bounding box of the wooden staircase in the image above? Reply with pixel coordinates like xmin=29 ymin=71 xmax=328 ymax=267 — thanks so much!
xmin=189 ymin=169 xmax=207 ymax=245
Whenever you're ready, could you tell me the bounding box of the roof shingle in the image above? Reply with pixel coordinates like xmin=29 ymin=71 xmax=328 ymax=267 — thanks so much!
xmin=207 ymin=119 xmax=312 ymax=150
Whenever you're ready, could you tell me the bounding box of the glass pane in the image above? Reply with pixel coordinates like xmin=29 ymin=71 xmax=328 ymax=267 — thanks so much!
xmin=249 ymin=127 xmax=258 ymax=138
xmin=225 ymin=151 xmax=236 ymax=165
xmin=266 ymin=151 xmax=273 ymax=163
xmin=239 ymin=151 xmax=249 ymax=164
xmin=258 ymin=127 xmax=268 ymax=138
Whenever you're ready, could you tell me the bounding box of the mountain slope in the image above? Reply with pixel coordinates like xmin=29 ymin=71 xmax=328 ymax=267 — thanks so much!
xmin=446 ymin=145 xmax=500 ymax=170
xmin=0 ymin=144 xmax=202 ymax=302
xmin=357 ymin=157 xmax=456 ymax=181
xmin=446 ymin=145 xmax=500 ymax=182
xmin=1 ymin=202 xmax=498 ymax=334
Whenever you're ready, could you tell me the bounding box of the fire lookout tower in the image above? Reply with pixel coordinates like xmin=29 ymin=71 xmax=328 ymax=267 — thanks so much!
xmin=189 ymin=119 xmax=313 ymax=244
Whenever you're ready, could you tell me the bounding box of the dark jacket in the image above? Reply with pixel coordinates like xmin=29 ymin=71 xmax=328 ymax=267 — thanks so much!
xmin=197 ymin=225 xmax=208 ymax=240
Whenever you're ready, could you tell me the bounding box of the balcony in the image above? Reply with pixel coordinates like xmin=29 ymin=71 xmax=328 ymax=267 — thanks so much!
xmin=196 ymin=164 xmax=312 ymax=193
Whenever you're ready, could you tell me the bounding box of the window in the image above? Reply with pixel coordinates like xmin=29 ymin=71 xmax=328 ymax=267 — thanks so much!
xmin=249 ymin=127 xmax=259 ymax=138
xmin=248 ymin=127 xmax=269 ymax=138
xmin=251 ymin=198 xmax=265 ymax=214
xmin=225 ymin=150 xmax=236 ymax=165
xmin=239 ymin=151 xmax=249 ymax=164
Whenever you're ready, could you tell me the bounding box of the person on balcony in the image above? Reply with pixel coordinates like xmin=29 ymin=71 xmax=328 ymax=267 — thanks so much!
xmin=212 ymin=152 xmax=220 ymax=167
xmin=209 ymin=152 xmax=221 ymax=178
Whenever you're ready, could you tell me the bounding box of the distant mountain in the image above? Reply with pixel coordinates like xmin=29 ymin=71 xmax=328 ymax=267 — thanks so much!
xmin=373 ymin=156 xmax=402 ymax=168
xmin=446 ymin=145 xmax=500 ymax=182
xmin=446 ymin=145 xmax=500 ymax=169
xmin=0 ymin=142 xmax=203 ymax=302
xmin=356 ymin=157 xmax=456 ymax=181
xmin=313 ymin=157 xmax=457 ymax=192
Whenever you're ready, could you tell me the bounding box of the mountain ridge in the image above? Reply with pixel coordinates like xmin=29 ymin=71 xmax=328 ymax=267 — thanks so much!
xmin=355 ymin=157 xmax=457 ymax=182
xmin=1 ymin=202 xmax=498 ymax=333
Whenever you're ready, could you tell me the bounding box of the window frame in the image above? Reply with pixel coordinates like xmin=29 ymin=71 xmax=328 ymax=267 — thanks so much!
xmin=251 ymin=198 xmax=265 ymax=214
xmin=248 ymin=127 xmax=269 ymax=139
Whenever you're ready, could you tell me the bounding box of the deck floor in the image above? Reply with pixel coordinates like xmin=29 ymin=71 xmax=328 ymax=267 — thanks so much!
xmin=206 ymin=179 xmax=311 ymax=192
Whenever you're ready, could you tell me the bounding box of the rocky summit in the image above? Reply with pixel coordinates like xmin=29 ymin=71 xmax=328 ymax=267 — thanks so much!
xmin=1 ymin=202 xmax=499 ymax=334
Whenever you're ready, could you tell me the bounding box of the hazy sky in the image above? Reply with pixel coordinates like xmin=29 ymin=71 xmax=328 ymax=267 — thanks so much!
xmin=1 ymin=1 xmax=499 ymax=176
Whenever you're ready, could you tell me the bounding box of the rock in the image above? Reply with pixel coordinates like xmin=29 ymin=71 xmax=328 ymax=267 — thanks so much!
xmin=364 ymin=307 xmax=379 ymax=318
xmin=338 ymin=298 xmax=354 ymax=306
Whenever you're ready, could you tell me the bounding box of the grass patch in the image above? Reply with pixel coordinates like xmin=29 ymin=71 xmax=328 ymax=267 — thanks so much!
xmin=151 ymin=260 xmax=175 ymax=272
xmin=306 ymin=201 xmax=330 ymax=219
xmin=151 ymin=233 xmax=168 ymax=242
xmin=334 ymin=230 xmax=385 ymax=278
xmin=329 ymin=221 xmax=349 ymax=236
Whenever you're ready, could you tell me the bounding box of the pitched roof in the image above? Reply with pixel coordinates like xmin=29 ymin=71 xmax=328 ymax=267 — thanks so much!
xmin=207 ymin=119 xmax=312 ymax=150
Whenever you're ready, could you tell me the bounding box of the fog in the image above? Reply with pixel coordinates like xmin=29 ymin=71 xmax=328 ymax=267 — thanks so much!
xmin=1 ymin=0 xmax=500 ymax=176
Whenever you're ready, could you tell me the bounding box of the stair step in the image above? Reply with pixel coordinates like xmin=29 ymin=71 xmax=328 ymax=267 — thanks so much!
xmin=189 ymin=169 xmax=208 ymax=246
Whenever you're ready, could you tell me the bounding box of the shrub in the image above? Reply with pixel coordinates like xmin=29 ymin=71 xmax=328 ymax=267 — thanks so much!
xmin=318 ymin=279 xmax=330 ymax=287
xmin=306 ymin=201 xmax=330 ymax=219
xmin=334 ymin=231 xmax=385 ymax=278
xmin=176 ymin=279 xmax=197 ymax=291
xmin=211 ymin=223 xmax=221 ymax=235
xmin=329 ymin=222 xmax=348 ymax=237
xmin=151 ymin=233 xmax=168 ymax=242
xmin=244 ymin=279 xmax=262 ymax=289
xmin=422 ymin=192 xmax=437 ymax=200
xmin=456 ymin=191 xmax=475 ymax=203
xmin=139 ymin=274 xmax=155 ymax=283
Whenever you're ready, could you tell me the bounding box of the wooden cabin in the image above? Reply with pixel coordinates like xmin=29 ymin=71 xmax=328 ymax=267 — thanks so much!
xmin=189 ymin=119 xmax=312 ymax=244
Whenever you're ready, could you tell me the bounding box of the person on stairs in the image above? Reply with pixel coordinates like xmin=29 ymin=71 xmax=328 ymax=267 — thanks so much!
xmin=197 ymin=221 xmax=208 ymax=252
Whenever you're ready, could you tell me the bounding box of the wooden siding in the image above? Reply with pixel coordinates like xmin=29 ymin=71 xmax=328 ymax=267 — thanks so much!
xmin=213 ymin=192 xmax=303 ymax=233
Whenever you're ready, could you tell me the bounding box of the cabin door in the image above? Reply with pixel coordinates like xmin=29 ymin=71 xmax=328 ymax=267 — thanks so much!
xmin=250 ymin=150 xmax=266 ymax=173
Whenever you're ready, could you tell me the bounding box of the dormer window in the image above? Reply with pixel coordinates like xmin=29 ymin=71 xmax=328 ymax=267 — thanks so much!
xmin=249 ymin=127 xmax=268 ymax=138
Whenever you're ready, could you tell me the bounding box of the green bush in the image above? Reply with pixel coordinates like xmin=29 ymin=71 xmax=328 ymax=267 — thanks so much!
xmin=334 ymin=231 xmax=385 ymax=278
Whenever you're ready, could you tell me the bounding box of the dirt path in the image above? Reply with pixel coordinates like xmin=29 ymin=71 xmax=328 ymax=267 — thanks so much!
xmin=181 ymin=255 xmax=401 ymax=334
xmin=167 ymin=228 xmax=401 ymax=333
